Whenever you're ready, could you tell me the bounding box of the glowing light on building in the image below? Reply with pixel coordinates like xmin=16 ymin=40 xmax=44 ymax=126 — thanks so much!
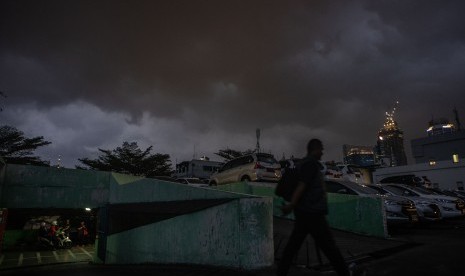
xmin=426 ymin=118 xmax=456 ymax=136
xmin=376 ymin=100 xmax=407 ymax=166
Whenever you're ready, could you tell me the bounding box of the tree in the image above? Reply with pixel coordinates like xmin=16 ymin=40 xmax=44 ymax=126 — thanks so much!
xmin=0 ymin=125 xmax=51 ymax=166
xmin=77 ymin=141 xmax=173 ymax=177
xmin=214 ymin=148 xmax=256 ymax=161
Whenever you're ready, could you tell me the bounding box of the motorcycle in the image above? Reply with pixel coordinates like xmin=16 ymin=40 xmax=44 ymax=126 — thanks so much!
xmin=55 ymin=227 xmax=73 ymax=249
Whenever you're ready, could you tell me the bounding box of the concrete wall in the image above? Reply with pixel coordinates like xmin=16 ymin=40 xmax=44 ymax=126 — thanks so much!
xmin=213 ymin=182 xmax=387 ymax=238
xmin=108 ymin=172 xmax=241 ymax=203
xmin=0 ymin=164 xmax=110 ymax=208
xmin=101 ymin=197 xmax=273 ymax=269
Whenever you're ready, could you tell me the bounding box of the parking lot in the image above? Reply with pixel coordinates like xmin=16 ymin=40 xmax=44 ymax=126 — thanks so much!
xmin=0 ymin=244 xmax=94 ymax=270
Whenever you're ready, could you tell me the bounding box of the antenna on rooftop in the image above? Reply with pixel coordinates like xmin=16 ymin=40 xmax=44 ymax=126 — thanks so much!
xmin=256 ymin=128 xmax=261 ymax=153
xmin=454 ymin=107 xmax=461 ymax=131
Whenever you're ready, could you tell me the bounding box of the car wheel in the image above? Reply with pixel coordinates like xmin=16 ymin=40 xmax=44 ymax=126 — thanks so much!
xmin=241 ymin=176 xmax=251 ymax=182
xmin=209 ymin=181 xmax=217 ymax=186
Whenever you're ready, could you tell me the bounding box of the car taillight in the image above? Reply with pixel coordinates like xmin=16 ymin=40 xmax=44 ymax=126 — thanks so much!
xmin=254 ymin=162 xmax=265 ymax=169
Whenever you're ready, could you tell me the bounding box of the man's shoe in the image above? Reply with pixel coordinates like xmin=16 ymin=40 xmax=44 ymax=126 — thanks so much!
xmin=349 ymin=263 xmax=367 ymax=276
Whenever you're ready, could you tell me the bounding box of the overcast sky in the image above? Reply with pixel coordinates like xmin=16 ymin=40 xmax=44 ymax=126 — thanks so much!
xmin=1 ymin=0 xmax=464 ymax=169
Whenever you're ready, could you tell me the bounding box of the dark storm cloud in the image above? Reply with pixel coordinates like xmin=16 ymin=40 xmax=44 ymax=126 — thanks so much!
xmin=1 ymin=0 xmax=465 ymax=166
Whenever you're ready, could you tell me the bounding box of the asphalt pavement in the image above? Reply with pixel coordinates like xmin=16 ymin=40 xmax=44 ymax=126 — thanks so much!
xmin=2 ymin=216 xmax=465 ymax=276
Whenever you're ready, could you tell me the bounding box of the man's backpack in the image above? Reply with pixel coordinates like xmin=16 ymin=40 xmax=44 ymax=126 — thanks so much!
xmin=275 ymin=163 xmax=301 ymax=202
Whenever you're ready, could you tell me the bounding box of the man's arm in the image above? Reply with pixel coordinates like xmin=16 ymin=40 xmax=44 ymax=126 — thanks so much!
xmin=281 ymin=181 xmax=306 ymax=215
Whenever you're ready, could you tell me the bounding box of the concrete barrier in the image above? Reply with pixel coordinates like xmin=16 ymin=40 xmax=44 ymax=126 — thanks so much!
xmin=212 ymin=182 xmax=387 ymax=237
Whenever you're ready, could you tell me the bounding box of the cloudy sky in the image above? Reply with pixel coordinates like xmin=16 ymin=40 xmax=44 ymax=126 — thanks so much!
xmin=1 ymin=0 xmax=464 ymax=168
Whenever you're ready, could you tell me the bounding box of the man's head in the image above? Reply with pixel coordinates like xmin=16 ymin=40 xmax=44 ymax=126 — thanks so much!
xmin=307 ymin=139 xmax=324 ymax=160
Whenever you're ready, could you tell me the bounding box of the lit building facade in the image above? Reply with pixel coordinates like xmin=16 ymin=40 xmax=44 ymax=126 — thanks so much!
xmin=426 ymin=118 xmax=456 ymax=136
xmin=342 ymin=144 xmax=375 ymax=167
xmin=411 ymin=118 xmax=465 ymax=164
xmin=376 ymin=105 xmax=407 ymax=167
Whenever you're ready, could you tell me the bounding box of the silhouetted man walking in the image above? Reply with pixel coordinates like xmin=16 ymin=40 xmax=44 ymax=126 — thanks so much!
xmin=277 ymin=138 xmax=351 ymax=276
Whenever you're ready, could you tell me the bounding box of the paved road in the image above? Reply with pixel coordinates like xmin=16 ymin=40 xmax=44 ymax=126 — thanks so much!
xmin=1 ymin=217 xmax=464 ymax=275
xmin=0 ymin=244 xmax=94 ymax=270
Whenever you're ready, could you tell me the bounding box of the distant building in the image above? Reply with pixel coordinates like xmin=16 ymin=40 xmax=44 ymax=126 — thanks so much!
xmin=372 ymin=109 xmax=465 ymax=190
xmin=174 ymin=157 xmax=223 ymax=180
xmin=375 ymin=104 xmax=407 ymax=167
xmin=411 ymin=118 xmax=465 ymax=164
xmin=342 ymin=144 xmax=375 ymax=167
xmin=426 ymin=118 xmax=457 ymax=136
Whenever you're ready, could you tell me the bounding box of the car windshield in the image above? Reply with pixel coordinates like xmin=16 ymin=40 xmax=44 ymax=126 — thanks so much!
xmin=385 ymin=185 xmax=420 ymax=197
xmin=257 ymin=154 xmax=277 ymax=164
xmin=411 ymin=186 xmax=436 ymax=195
xmin=369 ymin=186 xmax=389 ymax=195
xmin=349 ymin=184 xmax=379 ymax=195
xmin=382 ymin=186 xmax=405 ymax=196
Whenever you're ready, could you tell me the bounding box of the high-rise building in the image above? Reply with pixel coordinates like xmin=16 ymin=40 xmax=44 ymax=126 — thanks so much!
xmin=342 ymin=144 xmax=375 ymax=167
xmin=376 ymin=102 xmax=407 ymax=167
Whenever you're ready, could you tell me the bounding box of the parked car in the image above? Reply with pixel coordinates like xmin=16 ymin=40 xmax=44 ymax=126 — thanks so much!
xmin=336 ymin=164 xmax=363 ymax=183
xmin=176 ymin=177 xmax=209 ymax=188
xmin=209 ymin=153 xmax=281 ymax=185
xmin=428 ymin=188 xmax=465 ymax=202
xmin=279 ymin=158 xmax=300 ymax=170
xmin=368 ymin=184 xmax=442 ymax=222
xmin=320 ymin=162 xmax=343 ymax=179
xmin=381 ymin=184 xmax=465 ymax=219
xmin=378 ymin=174 xmax=427 ymax=186
xmin=324 ymin=180 xmax=419 ymax=225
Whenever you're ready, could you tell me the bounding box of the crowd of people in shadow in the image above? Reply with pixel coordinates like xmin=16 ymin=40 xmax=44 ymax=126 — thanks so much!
xmin=37 ymin=216 xmax=94 ymax=250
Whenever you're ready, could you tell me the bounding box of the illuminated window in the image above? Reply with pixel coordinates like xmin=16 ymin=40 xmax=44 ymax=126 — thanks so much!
xmin=429 ymin=160 xmax=436 ymax=166
xmin=453 ymin=154 xmax=459 ymax=163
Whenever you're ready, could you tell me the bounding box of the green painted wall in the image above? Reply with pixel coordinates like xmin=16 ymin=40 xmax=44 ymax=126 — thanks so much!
xmin=326 ymin=193 xmax=386 ymax=237
xmin=109 ymin=173 xmax=249 ymax=203
xmin=101 ymin=197 xmax=274 ymax=269
xmin=212 ymin=182 xmax=387 ymax=238
xmin=0 ymin=164 xmax=110 ymax=208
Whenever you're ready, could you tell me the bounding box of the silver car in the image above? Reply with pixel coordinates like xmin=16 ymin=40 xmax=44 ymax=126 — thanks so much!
xmin=369 ymin=184 xmax=442 ymax=222
xmin=324 ymin=180 xmax=419 ymax=225
xmin=209 ymin=153 xmax=281 ymax=185
xmin=382 ymin=184 xmax=465 ymax=219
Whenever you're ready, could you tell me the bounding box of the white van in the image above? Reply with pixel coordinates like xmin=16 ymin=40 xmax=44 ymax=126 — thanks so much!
xmin=209 ymin=153 xmax=281 ymax=185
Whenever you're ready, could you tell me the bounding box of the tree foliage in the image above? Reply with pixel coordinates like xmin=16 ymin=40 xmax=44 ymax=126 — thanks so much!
xmin=0 ymin=125 xmax=51 ymax=166
xmin=77 ymin=141 xmax=173 ymax=177
xmin=214 ymin=148 xmax=256 ymax=161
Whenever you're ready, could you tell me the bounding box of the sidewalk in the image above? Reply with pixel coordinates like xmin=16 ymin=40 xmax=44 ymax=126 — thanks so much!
xmin=273 ymin=217 xmax=416 ymax=272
